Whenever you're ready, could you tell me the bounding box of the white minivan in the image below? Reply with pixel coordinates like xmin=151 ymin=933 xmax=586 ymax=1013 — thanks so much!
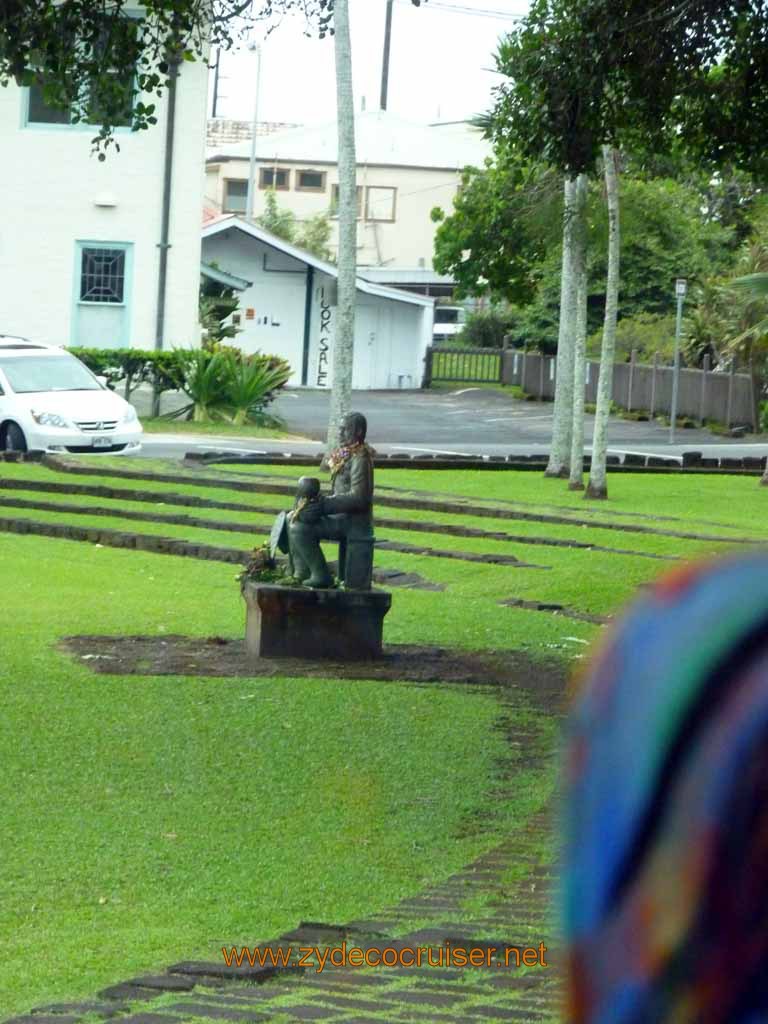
xmin=0 ymin=337 xmax=142 ymax=454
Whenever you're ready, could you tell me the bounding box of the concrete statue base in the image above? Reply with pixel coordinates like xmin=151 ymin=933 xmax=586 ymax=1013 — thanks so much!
xmin=243 ymin=582 xmax=392 ymax=661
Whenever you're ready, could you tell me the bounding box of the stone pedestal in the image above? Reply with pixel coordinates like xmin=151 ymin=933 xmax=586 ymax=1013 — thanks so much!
xmin=242 ymin=582 xmax=392 ymax=661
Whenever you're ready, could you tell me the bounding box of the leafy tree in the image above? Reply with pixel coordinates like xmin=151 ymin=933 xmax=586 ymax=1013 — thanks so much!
xmin=257 ymin=188 xmax=299 ymax=243
xmin=295 ymin=212 xmax=333 ymax=263
xmin=431 ymin=151 xmax=560 ymax=305
xmin=256 ymin=189 xmax=333 ymax=262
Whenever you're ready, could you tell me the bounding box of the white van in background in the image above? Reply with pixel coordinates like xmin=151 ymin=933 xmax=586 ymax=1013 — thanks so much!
xmin=432 ymin=305 xmax=467 ymax=344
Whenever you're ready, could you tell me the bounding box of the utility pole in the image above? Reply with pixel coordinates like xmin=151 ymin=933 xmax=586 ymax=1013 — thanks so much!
xmin=379 ymin=0 xmax=394 ymax=110
xmin=669 ymin=277 xmax=687 ymax=445
xmin=245 ymin=42 xmax=263 ymax=222
xmin=211 ymin=48 xmax=221 ymax=118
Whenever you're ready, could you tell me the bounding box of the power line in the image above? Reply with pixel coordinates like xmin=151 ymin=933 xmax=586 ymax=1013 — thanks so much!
xmin=393 ymin=0 xmax=526 ymax=19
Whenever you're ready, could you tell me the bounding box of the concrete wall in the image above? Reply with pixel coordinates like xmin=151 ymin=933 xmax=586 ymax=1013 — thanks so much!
xmin=0 ymin=59 xmax=208 ymax=350
xmin=502 ymin=351 xmax=755 ymax=427
xmin=205 ymin=157 xmax=460 ymax=271
xmin=202 ymin=226 xmax=432 ymax=389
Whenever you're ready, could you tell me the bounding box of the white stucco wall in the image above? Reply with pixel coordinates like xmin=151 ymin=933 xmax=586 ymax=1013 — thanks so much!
xmin=0 ymin=58 xmax=208 ymax=350
xmin=201 ymin=225 xmax=433 ymax=389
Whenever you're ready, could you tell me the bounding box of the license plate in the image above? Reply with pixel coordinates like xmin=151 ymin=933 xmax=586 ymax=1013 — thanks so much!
xmin=93 ymin=437 xmax=112 ymax=449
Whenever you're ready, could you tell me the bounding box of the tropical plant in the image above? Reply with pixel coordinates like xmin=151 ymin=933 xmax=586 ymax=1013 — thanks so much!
xmin=170 ymin=349 xmax=231 ymax=422
xmin=223 ymin=353 xmax=292 ymax=425
xmin=199 ymin=269 xmax=242 ymax=349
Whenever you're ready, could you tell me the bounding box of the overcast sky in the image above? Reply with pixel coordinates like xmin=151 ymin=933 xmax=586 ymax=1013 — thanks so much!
xmin=209 ymin=0 xmax=529 ymax=127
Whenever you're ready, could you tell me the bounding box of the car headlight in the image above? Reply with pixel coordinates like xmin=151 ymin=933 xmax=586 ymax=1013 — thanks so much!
xmin=31 ymin=410 xmax=71 ymax=428
xmin=123 ymin=406 xmax=138 ymax=423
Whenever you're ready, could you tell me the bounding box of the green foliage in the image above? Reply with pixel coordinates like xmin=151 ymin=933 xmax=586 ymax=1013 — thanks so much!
xmin=257 ymin=189 xmax=334 ymax=262
xmin=172 ymin=349 xmax=232 ymax=423
xmin=434 ymin=159 xmax=738 ymax=353
xmin=0 ymin=2 xmax=342 ymax=157
xmin=586 ymin=313 xmax=677 ymax=363
xmin=457 ymin=307 xmax=514 ymax=349
xmin=257 ymin=188 xmax=298 ymax=241
xmin=69 ymin=347 xmax=291 ymax=423
xmin=489 ymin=0 xmax=768 ymax=179
xmin=223 ymin=352 xmax=292 ymax=426
xmin=432 ymin=150 xmax=560 ymax=304
xmin=199 ymin=268 xmax=242 ymax=349
xmin=295 ymin=212 xmax=333 ymax=263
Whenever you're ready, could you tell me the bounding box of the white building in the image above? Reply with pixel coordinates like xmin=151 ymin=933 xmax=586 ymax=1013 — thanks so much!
xmin=204 ymin=111 xmax=490 ymax=277
xmin=0 ymin=51 xmax=208 ymax=350
xmin=202 ymin=216 xmax=434 ymax=390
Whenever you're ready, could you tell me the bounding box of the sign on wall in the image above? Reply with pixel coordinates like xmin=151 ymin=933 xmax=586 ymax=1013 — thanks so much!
xmin=317 ymin=285 xmax=332 ymax=387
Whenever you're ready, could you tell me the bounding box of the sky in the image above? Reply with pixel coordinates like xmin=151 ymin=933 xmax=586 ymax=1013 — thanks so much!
xmin=209 ymin=0 xmax=530 ymax=128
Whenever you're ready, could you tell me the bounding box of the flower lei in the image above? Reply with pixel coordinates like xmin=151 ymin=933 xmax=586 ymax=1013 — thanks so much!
xmin=326 ymin=440 xmax=376 ymax=481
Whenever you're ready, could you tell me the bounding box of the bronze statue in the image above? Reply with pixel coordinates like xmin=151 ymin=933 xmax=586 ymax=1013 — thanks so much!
xmin=285 ymin=412 xmax=375 ymax=589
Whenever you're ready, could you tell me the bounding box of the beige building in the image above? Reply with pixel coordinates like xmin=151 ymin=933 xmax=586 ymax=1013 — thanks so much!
xmin=204 ymin=110 xmax=490 ymax=276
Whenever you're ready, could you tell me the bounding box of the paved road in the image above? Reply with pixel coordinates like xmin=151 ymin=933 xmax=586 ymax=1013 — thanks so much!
xmin=131 ymin=386 xmax=768 ymax=462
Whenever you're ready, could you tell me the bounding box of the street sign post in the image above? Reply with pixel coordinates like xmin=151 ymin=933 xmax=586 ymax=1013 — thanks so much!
xmin=670 ymin=279 xmax=687 ymax=444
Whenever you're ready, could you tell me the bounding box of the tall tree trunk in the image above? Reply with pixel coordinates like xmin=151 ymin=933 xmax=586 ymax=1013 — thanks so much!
xmin=325 ymin=0 xmax=356 ymax=453
xmin=545 ymin=176 xmax=577 ymax=478
xmin=568 ymin=173 xmax=589 ymax=491
xmin=586 ymin=147 xmax=621 ymax=500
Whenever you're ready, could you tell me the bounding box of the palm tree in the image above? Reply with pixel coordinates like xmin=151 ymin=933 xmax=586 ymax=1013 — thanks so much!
xmin=325 ymin=0 xmax=356 ymax=453
xmin=568 ymin=173 xmax=589 ymax=491
xmin=545 ymin=176 xmax=577 ymax=478
xmin=586 ymin=147 xmax=620 ymax=500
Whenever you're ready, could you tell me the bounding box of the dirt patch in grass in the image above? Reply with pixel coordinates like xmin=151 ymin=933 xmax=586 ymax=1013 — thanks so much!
xmin=61 ymin=636 xmax=567 ymax=711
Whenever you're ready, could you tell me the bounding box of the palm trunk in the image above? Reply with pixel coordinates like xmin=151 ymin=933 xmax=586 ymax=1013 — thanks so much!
xmin=568 ymin=173 xmax=589 ymax=490
xmin=325 ymin=0 xmax=357 ymax=453
xmin=545 ymin=176 xmax=577 ymax=478
xmin=586 ymin=147 xmax=620 ymax=500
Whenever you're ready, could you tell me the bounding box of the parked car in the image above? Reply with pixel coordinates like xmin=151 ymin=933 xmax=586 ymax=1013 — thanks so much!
xmin=0 ymin=337 xmax=142 ymax=454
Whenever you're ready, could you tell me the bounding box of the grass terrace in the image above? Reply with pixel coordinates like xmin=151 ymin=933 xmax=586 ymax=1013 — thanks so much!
xmin=1 ymin=454 xmax=765 ymax=1018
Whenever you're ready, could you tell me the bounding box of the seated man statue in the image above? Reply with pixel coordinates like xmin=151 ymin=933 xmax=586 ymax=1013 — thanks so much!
xmin=287 ymin=412 xmax=375 ymax=589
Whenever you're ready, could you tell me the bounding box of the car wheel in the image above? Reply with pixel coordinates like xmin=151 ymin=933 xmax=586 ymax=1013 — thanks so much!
xmin=2 ymin=423 xmax=28 ymax=453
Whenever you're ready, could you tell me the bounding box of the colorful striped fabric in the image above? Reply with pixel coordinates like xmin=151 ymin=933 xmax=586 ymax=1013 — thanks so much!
xmin=563 ymin=553 xmax=768 ymax=1024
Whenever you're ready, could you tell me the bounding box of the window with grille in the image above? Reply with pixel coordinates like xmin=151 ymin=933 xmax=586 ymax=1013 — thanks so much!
xmin=79 ymin=248 xmax=126 ymax=304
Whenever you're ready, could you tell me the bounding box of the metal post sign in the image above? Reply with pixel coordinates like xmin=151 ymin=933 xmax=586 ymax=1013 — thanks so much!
xmin=676 ymin=278 xmax=687 ymax=297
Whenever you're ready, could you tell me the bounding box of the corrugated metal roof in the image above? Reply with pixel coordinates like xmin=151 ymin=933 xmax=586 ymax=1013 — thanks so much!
xmin=206 ymin=110 xmax=491 ymax=171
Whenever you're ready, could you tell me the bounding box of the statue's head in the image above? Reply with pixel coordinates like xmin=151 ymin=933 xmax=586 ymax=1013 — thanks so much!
xmin=296 ymin=476 xmax=321 ymax=499
xmin=340 ymin=412 xmax=367 ymax=446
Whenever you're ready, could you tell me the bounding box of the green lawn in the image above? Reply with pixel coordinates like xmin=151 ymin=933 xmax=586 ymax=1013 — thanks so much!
xmin=1 ymin=457 xmax=765 ymax=1016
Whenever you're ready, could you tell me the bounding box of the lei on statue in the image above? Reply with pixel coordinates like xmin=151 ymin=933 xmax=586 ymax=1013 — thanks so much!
xmin=326 ymin=441 xmax=376 ymax=481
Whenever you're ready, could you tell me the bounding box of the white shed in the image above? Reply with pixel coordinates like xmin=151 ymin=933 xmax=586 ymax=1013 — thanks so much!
xmin=201 ymin=217 xmax=434 ymax=390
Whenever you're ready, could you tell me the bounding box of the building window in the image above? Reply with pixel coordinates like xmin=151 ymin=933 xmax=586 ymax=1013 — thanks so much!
xmin=296 ymin=169 xmax=326 ymax=192
xmin=224 ymin=179 xmax=248 ymax=213
xmin=259 ymin=167 xmax=290 ymax=190
xmin=25 ymin=15 xmax=137 ymax=128
xmin=331 ymin=184 xmax=363 ymax=219
xmin=366 ymin=186 xmax=397 ymax=222
xmin=79 ymin=247 xmax=126 ymax=304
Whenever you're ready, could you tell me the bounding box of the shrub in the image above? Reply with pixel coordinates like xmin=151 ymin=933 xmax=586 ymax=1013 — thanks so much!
xmin=68 ymin=346 xmax=291 ymax=422
xmin=457 ymin=307 xmax=514 ymax=349
xmin=223 ymin=353 xmax=292 ymax=425
xmin=586 ymin=313 xmax=678 ymax=363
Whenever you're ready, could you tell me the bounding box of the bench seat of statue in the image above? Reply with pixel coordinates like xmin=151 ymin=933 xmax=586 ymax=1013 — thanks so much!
xmin=242 ymin=581 xmax=392 ymax=661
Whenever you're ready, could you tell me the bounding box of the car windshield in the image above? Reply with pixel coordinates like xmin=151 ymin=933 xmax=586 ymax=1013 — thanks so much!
xmin=0 ymin=355 xmax=101 ymax=394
